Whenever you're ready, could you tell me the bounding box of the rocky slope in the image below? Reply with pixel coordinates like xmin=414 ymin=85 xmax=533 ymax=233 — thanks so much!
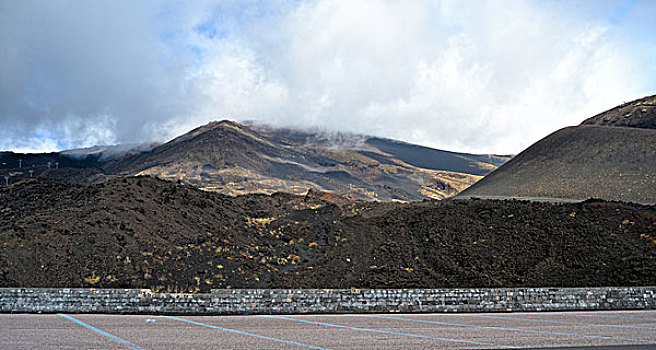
xmin=581 ymin=94 xmax=656 ymax=129
xmin=459 ymin=95 xmax=656 ymax=204
xmin=1 ymin=177 xmax=654 ymax=291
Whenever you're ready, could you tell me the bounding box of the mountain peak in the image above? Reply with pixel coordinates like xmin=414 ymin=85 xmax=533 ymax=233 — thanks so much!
xmin=168 ymin=120 xmax=263 ymax=146
xmin=188 ymin=119 xmax=246 ymax=135
xmin=207 ymin=119 xmax=243 ymax=129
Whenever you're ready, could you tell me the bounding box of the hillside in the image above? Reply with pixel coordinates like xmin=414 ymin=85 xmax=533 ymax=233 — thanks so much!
xmin=0 ymin=121 xmax=511 ymax=201
xmin=460 ymin=95 xmax=656 ymax=204
xmin=581 ymin=94 xmax=656 ymax=129
xmin=1 ymin=177 xmax=655 ymax=291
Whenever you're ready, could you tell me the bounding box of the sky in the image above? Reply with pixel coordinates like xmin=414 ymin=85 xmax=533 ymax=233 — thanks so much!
xmin=1 ymin=0 xmax=655 ymax=154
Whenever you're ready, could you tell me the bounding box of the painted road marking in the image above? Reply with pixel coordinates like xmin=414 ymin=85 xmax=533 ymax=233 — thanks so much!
xmin=259 ymin=315 xmax=521 ymax=349
xmin=459 ymin=314 xmax=656 ymax=331
xmin=163 ymin=315 xmax=330 ymax=350
xmin=355 ymin=314 xmax=653 ymax=344
xmin=57 ymin=314 xmax=144 ymax=350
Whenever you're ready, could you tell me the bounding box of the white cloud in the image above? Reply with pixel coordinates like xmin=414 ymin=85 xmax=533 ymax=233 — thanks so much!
xmin=1 ymin=0 xmax=654 ymax=154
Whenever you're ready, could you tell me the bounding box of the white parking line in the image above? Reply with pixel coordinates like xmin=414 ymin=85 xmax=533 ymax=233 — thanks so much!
xmin=458 ymin=314 xmax=656 ymax=331
xmin=58 ymin=314 xmax=144 ymax=350
xmin=259 ymin=315 xmax=521 ymax=349
xmin=355 ymin=314 xmax=653 ymax=344
xmin=163 ymin=315 xmax=331 ymax=350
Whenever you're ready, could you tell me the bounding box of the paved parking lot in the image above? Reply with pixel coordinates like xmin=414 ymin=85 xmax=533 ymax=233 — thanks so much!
xmin=1 ymin=311 xmax=655 ymax=349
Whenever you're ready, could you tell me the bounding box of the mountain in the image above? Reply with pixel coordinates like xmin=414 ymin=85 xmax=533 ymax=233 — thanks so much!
xmin=0 ymin=121 xmax=511 ymax=201
xmin=459 ymin=94 xmax=656 ymax=204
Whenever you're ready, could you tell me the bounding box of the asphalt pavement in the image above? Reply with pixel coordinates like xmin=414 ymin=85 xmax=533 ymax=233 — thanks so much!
xmin=1 ymin=311 xmax=655 ymax=349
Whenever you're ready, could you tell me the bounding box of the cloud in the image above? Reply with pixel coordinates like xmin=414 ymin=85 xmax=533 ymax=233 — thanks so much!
xmin=0 ymin=1 xmax=169 ymax=150
xmin=1 ymin=0 xmax=654 ymax=154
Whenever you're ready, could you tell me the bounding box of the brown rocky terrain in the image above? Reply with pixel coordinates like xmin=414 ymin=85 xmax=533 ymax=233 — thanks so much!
xmin=460 ymin=94 xmax=656 ymax=204
xmin=1 ymin=177 xmax=655 ymax=292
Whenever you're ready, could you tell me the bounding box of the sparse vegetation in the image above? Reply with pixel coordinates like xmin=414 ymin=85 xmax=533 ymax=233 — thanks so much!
xmin=0 ymin=176 xmax=654 ymax=292
xmin=245 ymin=216 xmax=277 ymax=228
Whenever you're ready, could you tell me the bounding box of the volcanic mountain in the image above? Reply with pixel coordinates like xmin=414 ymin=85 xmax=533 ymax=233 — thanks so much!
xmin=459 ymin=94 xmax=656 ymax=204
xmin=0 ymin=121 xmax=510 ymax=201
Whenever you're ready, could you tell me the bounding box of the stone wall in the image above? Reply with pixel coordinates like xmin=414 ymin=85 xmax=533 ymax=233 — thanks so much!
xmin=1 ymin=287 xmax=655 ymax=315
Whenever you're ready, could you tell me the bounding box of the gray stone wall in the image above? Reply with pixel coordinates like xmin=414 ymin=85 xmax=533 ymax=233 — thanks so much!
xmin=1 ymin=287 xmax=655 ymax=315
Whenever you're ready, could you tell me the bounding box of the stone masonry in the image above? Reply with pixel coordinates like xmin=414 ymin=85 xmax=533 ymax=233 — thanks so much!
xmin=1 ymin=287 xmax=655 ymax=315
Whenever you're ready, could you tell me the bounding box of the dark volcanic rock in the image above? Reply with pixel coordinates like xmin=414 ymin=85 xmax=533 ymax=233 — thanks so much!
xmin=460 ymin=125 xmax=656 ymax=204
xmin=1 ymin=177 xmax=655 ymax=292
xmin=581 ymin=94 xmax=656 ymax=130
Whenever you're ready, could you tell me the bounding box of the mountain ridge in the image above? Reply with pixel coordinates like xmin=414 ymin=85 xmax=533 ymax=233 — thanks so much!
xmin=0 ymin=120 xmax=511 ymax=201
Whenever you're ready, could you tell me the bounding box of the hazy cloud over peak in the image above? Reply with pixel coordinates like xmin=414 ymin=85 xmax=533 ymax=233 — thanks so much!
xmin=1 ymin=0 xmax=654 ymax=153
